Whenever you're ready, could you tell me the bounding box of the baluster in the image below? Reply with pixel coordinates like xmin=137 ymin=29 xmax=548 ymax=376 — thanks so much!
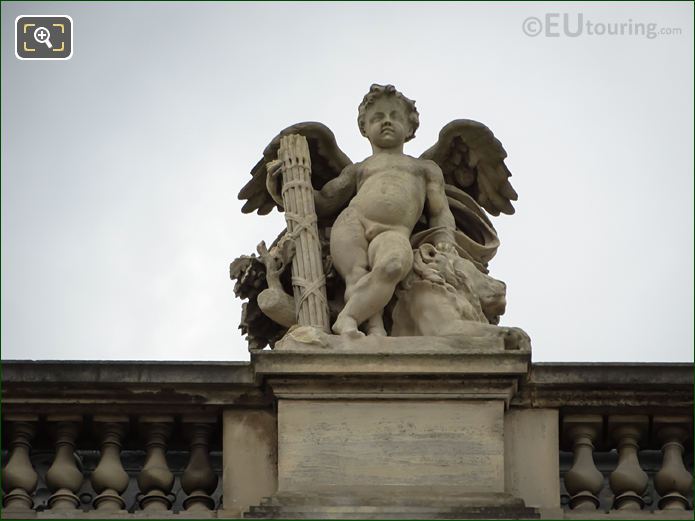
xmin=137 ymin=416 xmax=174 ymax=511
xmin=181 ymin=416 xmax=218 ymax=511
xmin=562 ymin=415 xmax=604 ymax=510
xmin=91 ymin=417 xmax=130 ymax=512
xmin=45 ymin=417 xmax=83 ymax=511
xmin=1 ymin=416 xmax=39 ymax=513
xmin=653 ymin=416 xmax=693 ymax=510
xmin=608 ymin=415 xmax=648 ymax=510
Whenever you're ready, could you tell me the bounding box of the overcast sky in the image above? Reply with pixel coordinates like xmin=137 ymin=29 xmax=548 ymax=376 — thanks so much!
xmin=2 ymin=2 xmax=693 ymax=363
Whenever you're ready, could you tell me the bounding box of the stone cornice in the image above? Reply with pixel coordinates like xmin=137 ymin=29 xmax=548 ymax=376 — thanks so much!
xmin=2 ymin=359 xmax=692 ymax=415
xmin=1 ymin=360 xmax=265 ymax=414
xmin=513 ymin=362 xmax=693 ymax=413
xmin=2 ymin=360 xmax=254 ymax=384
xmin=253 ymin=333 xmax=532 ymax=377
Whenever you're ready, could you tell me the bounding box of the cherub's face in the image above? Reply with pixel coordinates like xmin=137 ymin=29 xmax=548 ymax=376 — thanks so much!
xmin=364 ymin=96 xmax=411 ymax=149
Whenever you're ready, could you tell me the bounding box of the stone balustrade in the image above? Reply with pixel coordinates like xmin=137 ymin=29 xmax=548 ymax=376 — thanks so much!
xmin=1 ymin=413 xmax=222 ymax=517
xmin=519 ymin=363 xmax=693 ymax=517
xmin=559 ymin=414 xmax=693 ymax=514
xmin=2 ymin=359 xmax=692 ymax=519
xmin=1 ymin=361 xmax=263 ymax=518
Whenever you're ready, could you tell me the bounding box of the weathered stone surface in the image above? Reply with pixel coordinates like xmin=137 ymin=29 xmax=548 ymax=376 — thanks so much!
xmin=247 ymin=344 xmax=537 ymax=518
xmin=514 ymin=363 xmax=693 ymax=410
xmin=1 ymin=360 xmax=254 ymax=384
xmin=245 ymin=490 xmax=537 ymax=519
xmin=1 ymin=360 xmax=262 ymax=414
xmin=504 ymin=408 xmax=561 ymax=509
xmin=255 ymin=332 xmax=531 ymax=380
xmin=278 ymin=399 xmax=504 ymax=494
xmin=222 ymin=409 xmax=277 ymax=518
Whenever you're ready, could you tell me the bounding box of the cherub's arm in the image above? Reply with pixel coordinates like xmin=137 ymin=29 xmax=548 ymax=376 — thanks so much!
xmin=314 ymin=163 xmax=358 ymax=218
xmin=424 ymin=160 xmax=456 ymax=246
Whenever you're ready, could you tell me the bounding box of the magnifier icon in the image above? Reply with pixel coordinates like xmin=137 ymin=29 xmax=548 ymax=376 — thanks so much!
xmin=33 ymin=26 xmax=53 ymax=49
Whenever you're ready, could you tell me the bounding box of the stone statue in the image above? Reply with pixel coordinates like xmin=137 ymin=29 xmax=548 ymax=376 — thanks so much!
xmin=231 ymin=84 xmax=529 ymax=351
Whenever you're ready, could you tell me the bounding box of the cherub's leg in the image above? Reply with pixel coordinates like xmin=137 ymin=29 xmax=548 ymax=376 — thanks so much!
xmin=366 ymin=313 xmax=386 ymax=336
xmin=334 ymin=231 xmax=413 ymax=333
xmin=330 ymin=210 xmax=369 ymax=337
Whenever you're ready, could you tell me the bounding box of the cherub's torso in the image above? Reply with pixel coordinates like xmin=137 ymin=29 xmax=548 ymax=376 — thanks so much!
xmin=349 ymin=153 xmax=429 ymax=236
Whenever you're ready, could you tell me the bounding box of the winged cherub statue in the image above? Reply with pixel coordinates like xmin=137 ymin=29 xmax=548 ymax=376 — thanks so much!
xmin=232 ymin=84 xmax=527 ymax=350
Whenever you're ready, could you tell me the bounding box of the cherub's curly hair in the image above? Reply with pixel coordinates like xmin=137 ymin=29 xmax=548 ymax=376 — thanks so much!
xmin=357 ymin=84 xmax=420 ymax=142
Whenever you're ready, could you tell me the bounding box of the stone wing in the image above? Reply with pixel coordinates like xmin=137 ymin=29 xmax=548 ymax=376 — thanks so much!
xmin=420 ymin=119 xmax=518 ymax=216
xmin=238 ymin=122 xmax=353 ymax=215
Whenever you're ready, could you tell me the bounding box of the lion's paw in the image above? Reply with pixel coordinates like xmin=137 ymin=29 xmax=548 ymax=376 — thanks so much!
xmin=502 ymin=327 xmax=531 ymax=351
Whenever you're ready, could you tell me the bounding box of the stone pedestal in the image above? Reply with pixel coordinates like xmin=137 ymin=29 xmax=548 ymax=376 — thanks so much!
xmin=279 ymin=400 xmax=504 ymax=493
xmin=245 ymin=332 xmax=538 ymax=519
